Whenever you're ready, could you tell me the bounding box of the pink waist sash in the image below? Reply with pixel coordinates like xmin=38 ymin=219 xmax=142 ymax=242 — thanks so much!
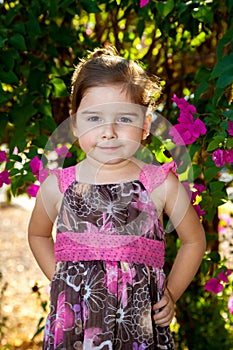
xmin=55 ymin=232 xmax=165 ymax=268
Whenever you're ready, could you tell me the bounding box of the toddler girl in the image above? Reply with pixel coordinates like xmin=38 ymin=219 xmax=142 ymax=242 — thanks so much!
xmin=28 ymin=47 xmax=206 ymax=349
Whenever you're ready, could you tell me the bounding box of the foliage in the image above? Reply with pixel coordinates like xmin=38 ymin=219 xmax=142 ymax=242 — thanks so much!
xmin=0 ymin=0 xmax=233 ymax=348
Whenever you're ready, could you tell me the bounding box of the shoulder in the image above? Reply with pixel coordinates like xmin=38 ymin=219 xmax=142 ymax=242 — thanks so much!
xmin=139 ymin=160 xmax=177 ymax=193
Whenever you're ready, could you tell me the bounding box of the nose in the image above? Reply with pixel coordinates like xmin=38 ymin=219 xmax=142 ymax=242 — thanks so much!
xmin=101 ymin=122 xmax=117 ymax=140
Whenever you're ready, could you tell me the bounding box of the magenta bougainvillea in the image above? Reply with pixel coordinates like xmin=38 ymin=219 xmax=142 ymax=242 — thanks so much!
xmin=169 ymin=95 xmax=207 ymax=145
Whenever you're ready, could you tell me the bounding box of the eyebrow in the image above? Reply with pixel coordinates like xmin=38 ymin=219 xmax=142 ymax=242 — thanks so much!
xmin=78 ymin=110 xmax=100 ymax=116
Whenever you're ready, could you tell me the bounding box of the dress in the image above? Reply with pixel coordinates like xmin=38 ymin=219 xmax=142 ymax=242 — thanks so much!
xmin=43 ymin=161 xmax=177 ymax=350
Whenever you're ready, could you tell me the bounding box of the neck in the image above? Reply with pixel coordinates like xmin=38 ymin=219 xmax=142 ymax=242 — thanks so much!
xmin=77 ymin=156 xmax=143 ymax=184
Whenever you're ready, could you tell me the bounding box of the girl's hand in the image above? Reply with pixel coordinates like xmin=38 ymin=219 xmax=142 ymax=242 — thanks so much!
xmin=152 ymin=288 xmax=175 ymax=327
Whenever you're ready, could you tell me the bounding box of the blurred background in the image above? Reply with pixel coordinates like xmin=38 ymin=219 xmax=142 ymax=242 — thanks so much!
xmin=0 ymin=0 xmax=233 ymax=349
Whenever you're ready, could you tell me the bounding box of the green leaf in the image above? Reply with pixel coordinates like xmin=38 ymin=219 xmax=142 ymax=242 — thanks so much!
xmin=216 ymin=26 xmax=233 ymax=59
xmin=222 ymin=109 xmax=233 ymax=120
xmin=226 ymin=138 xmax=233 ymax=149
xmin=80 ymin=0 xmax=101 ymax=13
xmin=188 ymin=164 xmax=202 ymax=181
xmin=39 ymin=114 xmax=57 ymax=132
xmin=137 ymin=19 xmax=145 ymax=38
xmin=32 ymin=134 xmax=49 ymax=148
xmin=0 ymin=113 xmax=8 ymax=138
xmin=26 ymin=13 xmax=42 ymax=36
xmin=0 ymin=69 xmax=19 ymax=84
xmin=209 ymin=180 xmax=225 ymax=193
xmin=9 ymin=155 xmax=22 ymax=162
xmin=157 ymin=0 xmax=174 ymax=17
xmin=9 ymin=130 xmax=27 ymax=153
xmin=12 ymin=104 xmax=37 ymax=127
xmin=12 ymin=21 xmax=26 ymax=35
xmin=216 ymin=68 xmax=233 ymax=89
xmin=194 ymin=82 xmax=210 ymax=102
xmin=195 ymin=67 xmax=212 ymax=84
xmin=204 ymin=167 xmax=220 ymax=182
xmin=208 ymin=251 xmax=221 ymax=263
xmin=8 ymin=33 xmax=27 ymax=50
xmin=210 ymin=53 xmax=233 ymax=79
xmin=206 ymin=136 xmax=225 ymax=151
xmin=189 ymin=143 xmax=201 ymax=159
xmin=28 ymin=68 xmax=46 ymax=93
xmin=192 ymin=6 xmax=213 ymax=25
xmin=0 ymin=51 xmax=15 ymax=70
xmin=49 ymin=78 xmax=68 ymax=97
xmin=0 ymin=36 xmax=7 ymax=48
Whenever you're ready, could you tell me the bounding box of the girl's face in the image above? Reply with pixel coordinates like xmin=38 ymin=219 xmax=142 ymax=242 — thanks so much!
xmin=73 ymin=85 xmax=148 ymax=166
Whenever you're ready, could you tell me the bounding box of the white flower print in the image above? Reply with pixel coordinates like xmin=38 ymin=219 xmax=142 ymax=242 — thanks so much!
xmin=133 ymin=284 xmax=154 ymax=346
xmin=82 ymin=265 xmax=107 ymax=313
xmin=104 ymin=293 xmax=133 ymax=342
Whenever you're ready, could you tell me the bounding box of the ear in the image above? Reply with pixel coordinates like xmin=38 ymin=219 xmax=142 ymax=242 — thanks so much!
xmin=142 ymin=113 xmax=152 ymax=140
xmin=70 ymin=110 xmax=79 ymax=138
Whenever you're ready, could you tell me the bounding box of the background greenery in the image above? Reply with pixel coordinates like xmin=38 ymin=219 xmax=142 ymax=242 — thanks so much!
xmin=0 ymin=0 xmax=233 ymax=349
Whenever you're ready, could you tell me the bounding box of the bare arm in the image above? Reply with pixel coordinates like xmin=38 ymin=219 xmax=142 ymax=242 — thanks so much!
xmin=28 ymin=174 xmax=62 ymax=281
xmin=152 ymin=171 xmax=206 ymax=325
xmin=164 ymin=172 xmax=206 ymax=302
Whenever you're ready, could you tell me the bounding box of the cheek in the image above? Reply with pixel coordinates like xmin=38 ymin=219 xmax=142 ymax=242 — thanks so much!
xmin=122 ymin=126 xmax=143 ymax=141
xmin=78 ymin=134 xmax=93 ymax=151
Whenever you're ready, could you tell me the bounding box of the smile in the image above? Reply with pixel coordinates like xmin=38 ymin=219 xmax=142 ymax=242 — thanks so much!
xmin=98 ymin=146 xmax=121 ymax=151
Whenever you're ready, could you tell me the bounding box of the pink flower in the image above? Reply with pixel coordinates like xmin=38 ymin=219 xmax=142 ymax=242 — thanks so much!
xmin=212 ymin=149 xmax=225 ymax=167
xmin=228 ymin=121 xmax=233 ymax=136
xmin=212 ymin=149 xmax=233 ymax=167
xmin=55 ymin=146 xmax=72 ymax=158
xmin=224 ymin=149 xmax=233 ymax=163
xmin=30 ymin=156 xmax=43 ymax=176
xmin=228 ymin=296 xmax=233 ymax=315
xmin=218 ymin=269 xmax=232 ymax=283
xmin=0 ymin=170 xmax=11 ymax=187
xmin=38 ymin=168 xmax=49 ymax=184
xmin=193 ymin=184 xmax=206 ymax=194
xmin=169 ymin=95 xmax=206 ymax=145
xmin=140 ymin=0 xmax=149 ymax=7
xmin=169 ymin=124 xmax=195 ymax=145
xmin=0 ymin=151 xmax=8 ymax=162
xmin=193 ymin=204 xmax=206 ymax=217
xmin=204 ymin=278 xmax=224 ymax=294
xmin=26 ymin=184 xmax=39 ymax=197
xmin=172 ymin=95 xmax=197 ymax=115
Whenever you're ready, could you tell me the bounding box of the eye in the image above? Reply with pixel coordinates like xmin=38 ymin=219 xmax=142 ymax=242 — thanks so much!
xmin=87 ymin=115 xmax=101 ymax=122
xmin=117 ymin=116 xmax=133 ymax=124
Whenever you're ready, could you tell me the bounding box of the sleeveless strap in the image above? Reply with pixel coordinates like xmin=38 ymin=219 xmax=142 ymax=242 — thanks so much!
xmin=139 ymin=161 xmax=177 ymax=193
xmin=51 ymin=166 xmax=76 ymax=193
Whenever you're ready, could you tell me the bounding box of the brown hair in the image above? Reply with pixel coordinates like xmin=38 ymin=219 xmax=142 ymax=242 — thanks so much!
xmin=70 ymin=46 xmax=162 ymax=114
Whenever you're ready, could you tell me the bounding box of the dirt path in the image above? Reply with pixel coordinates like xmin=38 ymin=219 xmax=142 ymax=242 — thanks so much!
xmin=0 ymin=197 xmax=49 ymax=349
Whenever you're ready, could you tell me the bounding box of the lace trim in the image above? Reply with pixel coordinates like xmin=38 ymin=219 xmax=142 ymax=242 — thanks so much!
xmin=55 ymin=232 xmax=165 ymax=268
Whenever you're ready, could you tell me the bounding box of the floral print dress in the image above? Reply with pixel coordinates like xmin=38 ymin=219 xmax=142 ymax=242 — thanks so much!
xmin=43 ymin=162 xmax=177 ymax=350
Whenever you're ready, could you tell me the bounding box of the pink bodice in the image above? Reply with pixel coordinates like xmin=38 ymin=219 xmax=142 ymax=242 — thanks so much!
xmin=52 ymin=161 xmax=177 ymax=269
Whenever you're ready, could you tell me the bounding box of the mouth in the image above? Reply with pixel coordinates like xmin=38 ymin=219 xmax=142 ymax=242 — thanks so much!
xmin=98 ymin=142 xmax=121 ymax=149
xmin=98 ymin=146 xmax=121 ymax=152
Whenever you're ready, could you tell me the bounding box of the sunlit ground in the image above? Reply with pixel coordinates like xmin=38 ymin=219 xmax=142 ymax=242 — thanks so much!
xmin=0 ymin=192 xmax=49 ymax=349
xmin=0 ymin=188 xmax=232 ymax=349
